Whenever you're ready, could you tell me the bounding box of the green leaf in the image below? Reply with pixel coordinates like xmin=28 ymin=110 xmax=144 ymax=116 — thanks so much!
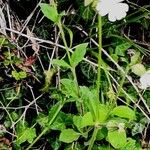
xmin=61 ymin=79 xmax=77 ymax=98
xmin=130 ymin=51 xmax=141 ymax=66
xmin=96 ymin=127 xmax=108 ymax=140
xmin=108 ymin=129 xmax=127 ymax=149
xmin=36 ymin=113 xmax=49 ymax=128
xmin=12 ymin=71 xmax=20 ymax=80
xmin=73 ymin=116 xmax=82 ymax=131
xmin=121 ymin=138 xmax=140 ymax=150
xmin=112 ymin=106 xmax=136 ymax=120
xmin=15 ymin=121 xmax=36 ymax=145
xmin=131 ymin=63 xmax=146 ymax=76
xmin=53 ymin=59 xmax=71 ymax=68
xmin=81 ymin=112 xmax=94 ymax=128
xmin=59 ymin=129 xmax=80 ymax=143
xmin=98 ymin=145 xmax=111 ymax=150
xmin=71 ymin=43 xmax=88 ymax=67
xmin=50 ymin=113 xmax=66 ymax=131
xmin=84 ymin=0 xmax=93 ymax=6
xmin=16 ymin=128 xmax=36 ymax=144
xmin=40 ymin=3 xmax=59 ymax=23
xmin=48 ymin=102 xmax=62 ymax=124
xmin=115 ymin=42 xmax=132 ymax=56
xmin=12 ymin=71 xmax=27 ymax=80
xmin=19 ymin=71 xmax=27 ymax=78
xmin=83 ymin=88 xmax=99 ymax=120
xmin=63 ymin=26 xmax=73 ymax=48
xmin=98 ymin=104 xmax=110 ymax=123
xmin=82 ymin=6 xmax=93 ymax=20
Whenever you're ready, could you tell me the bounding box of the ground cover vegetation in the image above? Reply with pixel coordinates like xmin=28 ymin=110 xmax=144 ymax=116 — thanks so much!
xmin=0 ymin=0 xmax=150 ymax=149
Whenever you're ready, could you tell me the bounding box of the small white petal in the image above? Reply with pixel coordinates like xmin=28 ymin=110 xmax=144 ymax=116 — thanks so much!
xmin=114 ymin=0 xmax=124 ymax=3
xmin=116 ymin=10 xmax=126 ymax=20
xmin=108 ymin=12 xmax=116 ymax=22
xmin=118 ymin=3 xmax=129 ymax=12
xmin=96 ymin=3 xmax=109 ymax=16
xmin=139 ymin=71 xmax=150 ymax=89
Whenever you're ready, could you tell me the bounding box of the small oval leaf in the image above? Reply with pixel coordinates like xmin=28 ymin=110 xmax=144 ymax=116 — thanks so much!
xmin=59 ymin=129 xmax=80 ymax=143
xmin=40 ymin=3 xmax=59 ymax=23
xmin=53 ymin=59 xmax=71 ymax=68
xmin=108 ymin=129 xmax=127 ymax=149
xmin=131 ymin=63 xmax=146 ymax=76
xmin=112 ymin=106 xmax=136 ymax=120
xmin=71 ymin=43 xmax=88 ymax=67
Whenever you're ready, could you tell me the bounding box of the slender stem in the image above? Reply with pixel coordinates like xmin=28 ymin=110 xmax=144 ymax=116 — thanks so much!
xmin=58 ymin=21 xmax=80 ymax=97
xmin=116 ymin=65 xmax=130 ymax=100
xmin=71 ymin=68 xmax=79 ymax=96
xmin=25 ymin=103 xmax=63 ymax=150
xmin=57 ymin=21 xmax=72 ymax=63
xmin=97 ymin=15 xmax=102 ymax=102
xmin=88 ymin=126 xmax=99 ymax=150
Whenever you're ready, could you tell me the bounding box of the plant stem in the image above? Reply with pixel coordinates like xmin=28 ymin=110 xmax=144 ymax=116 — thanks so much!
xmin=57 ymin=21 xmax=72 ymax=63
xmin=116 ymin=65 xmax=130 ymax=100
xmin=57 ymin=21 xmax=80 ymax=96
xmin=88 ymin=126 xmax=99 ymax=150
xmin=97 ymin=15 xmax=102 ymax=102
xmin=25 ymin=103 xmax=63 ymax=150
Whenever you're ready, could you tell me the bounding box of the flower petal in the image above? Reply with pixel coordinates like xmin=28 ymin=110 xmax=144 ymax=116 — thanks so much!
xmin=115 ymin=0 xmax=125 ymax=3
xmin=108 ymin=12 xmax=116 ymax=22
xmin=116 ymin=11 xmax=126 ymax=20
xmin=118 ymin=3 xmax=129 ymax=12
xmin=96 ymin=3 xmax=109 ymax=16
xmin=140 ymin=71 xmax=150 ymax=89
xmin=96 ymin=0 xmax=129 ymax=22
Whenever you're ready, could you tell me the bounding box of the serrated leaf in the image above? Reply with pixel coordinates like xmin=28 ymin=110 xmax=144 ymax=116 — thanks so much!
xmin=53 ymin=59 xmax=70 ymax=68
xmin=12 ymin=71 xmax=27 ymax=80
xmin=59 ymin=129 xmax=80 ymax=143
xmin=36 ymin=113 xmax=49 ymax=128
xmin=108 ymin=129 xmax=126 ymax=149
xmin=112 ymin=106 xmax=136 ymax=120
xmin=121 ymin=138 xmax=140 ymax=150
xmin=115 ymin=42 xmax=132 ymax=56
xmin=130 ymin=51 xmax=141 ymax=65
xmin=61 ymin=79 xmax=77 ymax=98
xmin=16 ymin=127 xmax=36 ymax=145
xmin=19 ymin=71 xmax=27 ymax=78
xmin=50 ymin=114 xmax=66 ymax=131
xmin=71 ymin=43 xmax=88 ymax=67
xmin=131 ymin=63 xmax=146 ymax=76
xmin=40 ymin=3 xmax=59 ymax=23
xmin=12 ymin=71 xmax=20 ymax=80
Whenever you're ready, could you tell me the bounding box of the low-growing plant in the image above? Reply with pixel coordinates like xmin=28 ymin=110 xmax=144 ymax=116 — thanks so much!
xmin=0 ymin=0 xmax=150 ymax=149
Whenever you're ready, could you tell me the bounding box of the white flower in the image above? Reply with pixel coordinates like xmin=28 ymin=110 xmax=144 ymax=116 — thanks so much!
xmin=139 ymin=71 xmax=150 ymax=90
xmin=96 ymin=0 xmax=129 ymax=22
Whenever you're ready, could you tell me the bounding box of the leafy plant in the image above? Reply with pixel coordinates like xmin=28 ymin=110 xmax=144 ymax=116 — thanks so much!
xmin=0 ymin=0 xmax=149 ymax=149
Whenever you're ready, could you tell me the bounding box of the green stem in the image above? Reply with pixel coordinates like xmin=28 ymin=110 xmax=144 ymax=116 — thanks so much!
xmin=71 ymin=67 xmax=80 ymax=96
xmin=58 ymin=21 xmax=80 ymax=97
xmin=57 ymin=21 xmax=72 ymax=63
xmin=88 ymin=126 xmax=99 ymax=150
xmin=25 ymin=103 xmax=63 ymax=150
xmin=97 ymin=15 xmax=102 ymax=102
xmin=116 ymin=65 xmax=130 ymax=100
